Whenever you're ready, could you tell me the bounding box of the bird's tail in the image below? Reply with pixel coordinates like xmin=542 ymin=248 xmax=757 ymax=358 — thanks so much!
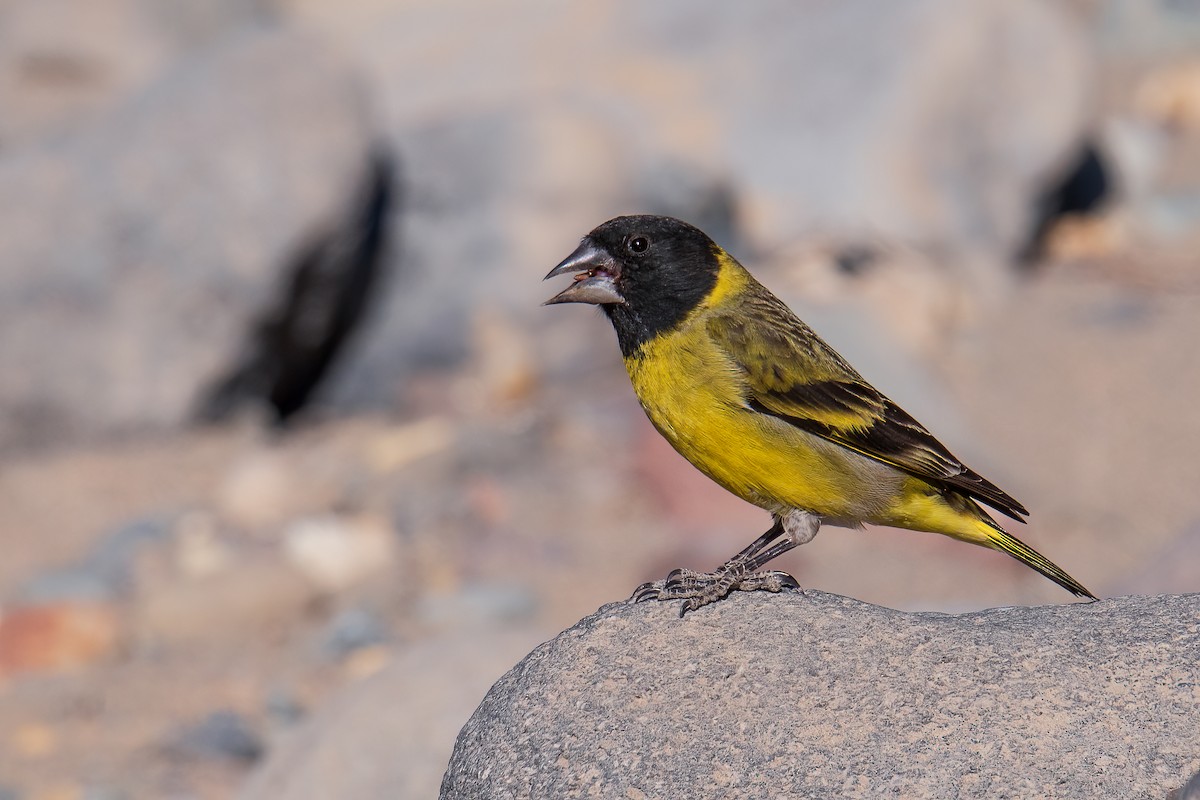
xmin=886 ymin=487 xmax=1096 ymax=599
xmin=967 ymin=512 xmax=1096 ymax=600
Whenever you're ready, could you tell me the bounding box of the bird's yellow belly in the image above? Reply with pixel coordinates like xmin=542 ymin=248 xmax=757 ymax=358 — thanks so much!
xmin=625 ymin=331 xmax=894 ymax=522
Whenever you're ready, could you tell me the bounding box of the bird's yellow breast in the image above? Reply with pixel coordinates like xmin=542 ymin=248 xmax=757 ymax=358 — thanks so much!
xmin=623 ymin=316 xmax=897 ymax=523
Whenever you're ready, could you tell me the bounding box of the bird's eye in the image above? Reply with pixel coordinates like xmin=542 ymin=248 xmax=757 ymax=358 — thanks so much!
xmin=627 ymin=235 xmax=650 ymax=255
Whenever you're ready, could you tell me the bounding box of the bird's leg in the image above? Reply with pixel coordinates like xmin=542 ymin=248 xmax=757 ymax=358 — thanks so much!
xmin=629 ymin=511 xmax=821 ymax=614
xmin=726 ymin=516 xmax=788 ymax=561
xmin=743 ymin=511 xmax=821 ymax=572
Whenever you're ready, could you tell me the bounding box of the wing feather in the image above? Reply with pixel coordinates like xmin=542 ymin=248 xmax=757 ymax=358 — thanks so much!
xmin=708 ymin=290 xmax=1028 ymax=520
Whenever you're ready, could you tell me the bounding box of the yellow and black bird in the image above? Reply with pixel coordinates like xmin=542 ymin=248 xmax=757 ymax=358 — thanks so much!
xmin=545 ymin=214 xmax=1095 ymax=612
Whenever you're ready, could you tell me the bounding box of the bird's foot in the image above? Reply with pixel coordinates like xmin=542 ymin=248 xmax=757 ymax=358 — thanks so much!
xmin=629 ymin=565 xmax=800 ymax=616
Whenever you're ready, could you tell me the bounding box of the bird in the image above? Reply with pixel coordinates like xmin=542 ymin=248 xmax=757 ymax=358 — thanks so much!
xmin=544 ymin=214 xmax=1095 ymax=613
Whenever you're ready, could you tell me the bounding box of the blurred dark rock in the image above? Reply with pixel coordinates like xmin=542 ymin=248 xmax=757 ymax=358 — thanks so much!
xmin=442 ymin=592 xmax=1200 ymax=799
xmin=1019 ymin=141 xmax=1112 ymax=264
xmin=237 ymin=628 xmax=549 ymax=800
xmin=0 ymin=26 xmax=379 ymax=449
xmin=166 ymin=710 xmax=264 ymax=764
xmin=198 ymin=148 xmax=396 ymax=424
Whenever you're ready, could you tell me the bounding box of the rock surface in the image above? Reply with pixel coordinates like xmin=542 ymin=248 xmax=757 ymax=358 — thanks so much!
xmin=442 ymin=592 xmax=1200 ymax=800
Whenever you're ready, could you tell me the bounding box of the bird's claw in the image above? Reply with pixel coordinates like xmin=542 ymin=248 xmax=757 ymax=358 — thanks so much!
xmin=627 ymin=565 xmax=801 ymax=614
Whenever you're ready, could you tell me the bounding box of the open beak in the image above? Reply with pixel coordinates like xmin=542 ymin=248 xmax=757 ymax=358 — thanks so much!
xmin=543 ymin=241 xmax=624 ymax=306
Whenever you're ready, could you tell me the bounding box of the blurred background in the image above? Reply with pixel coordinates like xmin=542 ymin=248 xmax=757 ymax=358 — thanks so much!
xmin=0 ymin=0 xmax=1198 ymax=797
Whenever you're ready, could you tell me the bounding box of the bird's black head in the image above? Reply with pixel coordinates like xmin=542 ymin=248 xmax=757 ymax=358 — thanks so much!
xmin=544 ymin=215 xmax=721 ymax=356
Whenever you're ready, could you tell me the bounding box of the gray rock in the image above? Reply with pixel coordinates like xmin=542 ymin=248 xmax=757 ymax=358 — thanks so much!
xmin=442 ymin=592 xmax=1200 ymax=799
xmin=1180 ymin=768 xmax=1200 ymax=800
xmin=0 ymin=25 xmax=378 ymax=448
xmin=319 ymin=607 xmax=388 ymax=659
xmin=18 ymin=517 xmax=171 ymax=602
xmin=166 ymin=710 xmax=264 ymax=764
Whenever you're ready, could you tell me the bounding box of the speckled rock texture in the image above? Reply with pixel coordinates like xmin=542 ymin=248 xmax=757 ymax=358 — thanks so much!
xmin=441 ymin=592 xmax=1200 ymax=800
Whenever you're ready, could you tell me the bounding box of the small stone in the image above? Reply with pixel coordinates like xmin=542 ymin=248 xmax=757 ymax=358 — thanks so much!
xmin=165 ymin=710 xmax=264 ymax=764
xmin=216 ymin=452 xmax=298 ymax=533
xmin=263 ymin=687 xmax=307 ymax=728
xmin=283 ymin=515 xmax=397 ymax=593
xmin=0 ymin=603 xmax=121 ymax=678
xmin=320 ymin=608 xmax=388 ymax=659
